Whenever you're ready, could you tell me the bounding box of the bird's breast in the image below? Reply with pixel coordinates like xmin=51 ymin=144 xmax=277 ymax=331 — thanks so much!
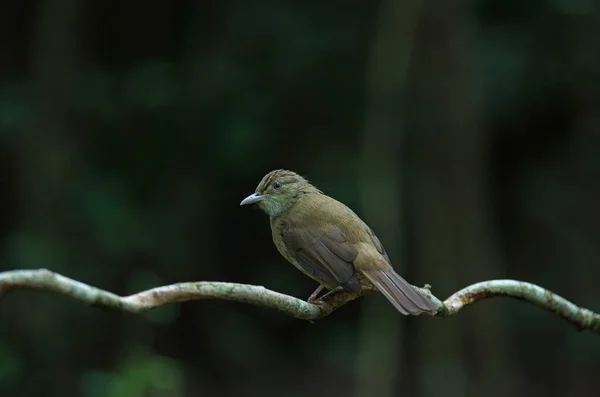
xmin=270 ymin=217 xmax=294 ymax=262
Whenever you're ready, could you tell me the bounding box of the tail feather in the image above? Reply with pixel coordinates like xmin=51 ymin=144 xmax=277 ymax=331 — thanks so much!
xmin=362 ymin=269 xmax=437 ymax=316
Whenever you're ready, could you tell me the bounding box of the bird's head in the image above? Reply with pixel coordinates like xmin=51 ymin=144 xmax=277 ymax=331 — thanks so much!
xmin=240 ymin=169 xmax=320 ymax=217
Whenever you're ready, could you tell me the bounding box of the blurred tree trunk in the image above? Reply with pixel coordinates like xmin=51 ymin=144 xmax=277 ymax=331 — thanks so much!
xmin=15 ymin=1 xmax=84 ymax=396
xmin=408 ymin=1 xmax=517 ymax=397
xmin=355 ymin=1 xmax=422 ymax=396
xmin=23 ymin=0 xmax=83 ymax=236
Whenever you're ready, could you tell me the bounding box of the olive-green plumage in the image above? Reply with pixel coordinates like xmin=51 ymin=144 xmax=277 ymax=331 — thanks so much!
xmin=240 ymin=169 xmax=437 ymax=316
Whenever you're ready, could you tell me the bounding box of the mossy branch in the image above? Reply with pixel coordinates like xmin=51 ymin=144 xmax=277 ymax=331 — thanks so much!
xmin=0 ymin=269 xmax=598 ymax=333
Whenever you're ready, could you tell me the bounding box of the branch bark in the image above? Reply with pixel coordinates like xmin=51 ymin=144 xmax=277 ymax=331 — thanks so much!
xmin=1 ymin=269 xmax=599 ymax=334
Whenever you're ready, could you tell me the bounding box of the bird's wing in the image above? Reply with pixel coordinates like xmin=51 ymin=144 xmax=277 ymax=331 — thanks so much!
xmin=360 ymin=227 xmax=437 ymax=315
xmin=367 ymin=226 xmax=392 ymax=264
xmin=282 ymin=223 xmax=362 ymax=292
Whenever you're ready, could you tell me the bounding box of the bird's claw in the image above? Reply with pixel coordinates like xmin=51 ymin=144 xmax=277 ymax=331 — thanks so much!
xmin=307 ymin=297 xmax=327 ymax=306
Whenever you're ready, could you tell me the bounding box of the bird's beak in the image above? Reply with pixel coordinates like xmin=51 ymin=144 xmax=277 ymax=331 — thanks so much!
xmin=240 ymin=193 xmax=266 ymax=206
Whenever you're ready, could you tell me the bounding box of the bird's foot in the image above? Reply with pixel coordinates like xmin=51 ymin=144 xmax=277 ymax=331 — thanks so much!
xmin=317 ymin=286 xmax=344 ymax=301
xmin=307 ymin=297 xmax=328 ymax=307
xmin=307 ymin=285 xmax=345 ymax=306
xmin=307 ymin=285 xmax=326 ymax=304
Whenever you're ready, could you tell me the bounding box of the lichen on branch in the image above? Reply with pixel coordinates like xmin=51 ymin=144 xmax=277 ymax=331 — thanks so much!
xmin=0 ymin=269 xmax=599 ymax=334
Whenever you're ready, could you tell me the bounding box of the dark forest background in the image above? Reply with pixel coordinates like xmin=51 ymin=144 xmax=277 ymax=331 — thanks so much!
xmin=1 ymin=1 xmax=600 ymax=396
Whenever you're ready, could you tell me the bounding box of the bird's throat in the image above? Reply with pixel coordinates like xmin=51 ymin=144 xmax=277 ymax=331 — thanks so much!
xmin=260 ymin=185 xmax=320 ymax=218
xmin=261 ymin=195 xmax=298 ymax=218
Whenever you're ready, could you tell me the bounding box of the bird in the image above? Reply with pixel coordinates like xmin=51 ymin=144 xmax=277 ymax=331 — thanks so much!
xmin=240 ymin=169 xmax=437 ymax=316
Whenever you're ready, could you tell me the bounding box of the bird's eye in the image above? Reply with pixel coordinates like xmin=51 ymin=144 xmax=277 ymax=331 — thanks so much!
xmin=273 ymin=181 xmax=282 ymax=190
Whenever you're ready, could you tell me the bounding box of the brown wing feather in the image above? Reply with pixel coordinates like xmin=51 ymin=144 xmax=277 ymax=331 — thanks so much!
xmin=361 ymin=227 xmax=437 ymax=315
xmin=283 ymin=224 xmax=362 ymax=292
xmin=361 ymin=268 xmax=437 ymax=315
xmin=367 ymin=227 xmax=392 ymax=263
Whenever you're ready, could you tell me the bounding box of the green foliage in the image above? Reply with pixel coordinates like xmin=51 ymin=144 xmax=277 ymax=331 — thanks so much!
xmin=81 ymin=348 xmax=184 ymax=397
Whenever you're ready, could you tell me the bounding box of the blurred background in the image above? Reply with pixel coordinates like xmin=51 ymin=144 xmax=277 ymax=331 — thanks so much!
xmin=1 ymin=0 xmax=600 ymax=396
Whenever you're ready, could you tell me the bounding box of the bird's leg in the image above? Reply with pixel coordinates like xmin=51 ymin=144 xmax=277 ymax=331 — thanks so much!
xmin=307 ymin=285 xmax=326 ymax=304
xmin=315 ymin=286 xmax=345 ymax=302
xmin=307 ymin=285 xmax=344 ymax=305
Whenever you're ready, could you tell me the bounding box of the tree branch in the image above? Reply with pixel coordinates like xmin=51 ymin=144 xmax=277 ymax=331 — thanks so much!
xmin=1 ymin=269 xmax=598 ymax=333
xmin=440 ymin=279 xmax=600 ymax=333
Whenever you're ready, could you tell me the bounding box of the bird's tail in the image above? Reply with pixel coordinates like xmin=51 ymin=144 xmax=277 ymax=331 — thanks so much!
xmin=361 ymin=269 xmax=437 ymax=316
